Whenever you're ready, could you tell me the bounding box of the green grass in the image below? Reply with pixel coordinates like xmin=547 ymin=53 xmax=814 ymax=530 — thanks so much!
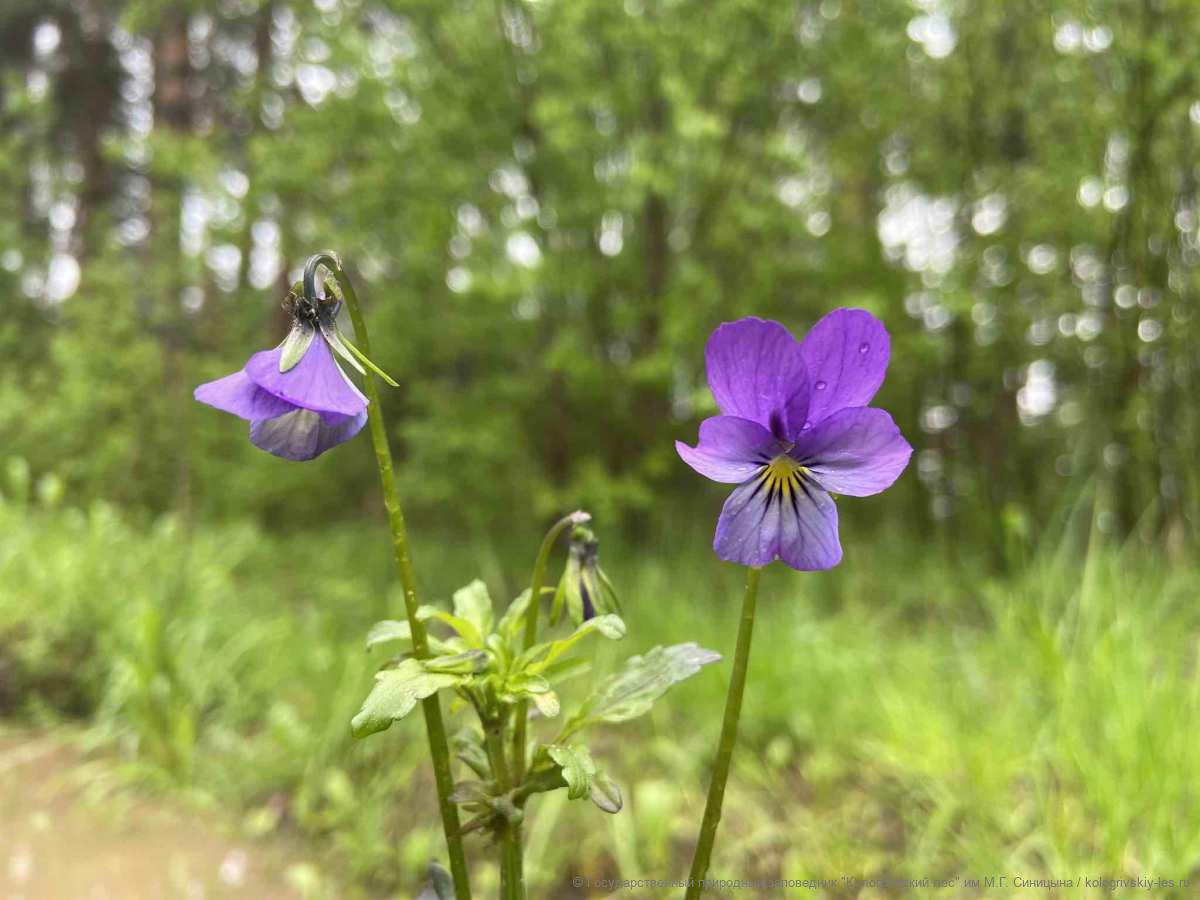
xmin=3 ymin=490 xmax=1200 ymax=896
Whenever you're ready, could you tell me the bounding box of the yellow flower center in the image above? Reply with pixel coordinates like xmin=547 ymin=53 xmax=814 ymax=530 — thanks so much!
xmin=760 ymin=454 xmax=808 ymax=500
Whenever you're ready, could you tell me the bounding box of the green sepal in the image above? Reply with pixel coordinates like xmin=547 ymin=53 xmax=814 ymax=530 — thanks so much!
xmin=278 ymin=323 xmax=316 ymax=372
xmin=339 ymin=330 xmax=400 ymax=387
xmin=561 ymin=642 xmax=721 ymax=737
xmin=351 ymin=659 xmax=463 ymax=738
xmin=587 ymin=564 xmax=622 ymax=618
xmin=545 ymin=743 xmax=597 ymax=800
xmin=319 ymin=321 xmax=366 ymax=375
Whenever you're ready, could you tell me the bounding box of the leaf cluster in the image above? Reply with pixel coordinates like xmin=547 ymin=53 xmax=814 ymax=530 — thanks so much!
xmin=352 ymin=578 xmax=719 ymax=832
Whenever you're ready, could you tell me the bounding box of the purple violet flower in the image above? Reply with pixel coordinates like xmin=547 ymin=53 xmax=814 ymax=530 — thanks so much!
xmin=194 ymin=288 xmax=371 ymax=461
xmin=676 ymin=309 xmax=912 ymax=570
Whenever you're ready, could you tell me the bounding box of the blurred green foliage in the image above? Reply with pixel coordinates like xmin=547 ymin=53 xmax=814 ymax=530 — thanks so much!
xmin=2 ymin=0 xmax=1199 ymax=550
xmin=5 ymin=2 xmax=1200 ymax=893
xmin=5 ymin=487 xmax=1200 ymax=893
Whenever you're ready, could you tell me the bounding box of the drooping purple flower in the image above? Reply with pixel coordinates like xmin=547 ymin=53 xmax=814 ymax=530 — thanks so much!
xmin=194 ymin=287 xmax=370 ymax=461
xmin=676 ymin=310 xmax=912 ymax=571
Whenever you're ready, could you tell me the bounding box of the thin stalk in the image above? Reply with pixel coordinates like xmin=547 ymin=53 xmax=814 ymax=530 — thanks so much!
xmin=505 ymin=510 xmax=588 ymax=898
xmin=483 ymin=721 xmax=522 ymax=900
xmin=511 ymin=510 xmax=590 ymax=782
xmin=684 ymin=566 xmax=761 ymax=898
xmin=305 ymin=253 xmax=471 ymax=899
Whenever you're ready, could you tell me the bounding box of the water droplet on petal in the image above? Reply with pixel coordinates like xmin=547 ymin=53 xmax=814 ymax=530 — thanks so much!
xmin=858 ymin=342 xmax=870 ymax=354
xmin=800 ymin=421 xmax=812 ymax=431
xmin=815 ymin=380 xmax=827 ymax=390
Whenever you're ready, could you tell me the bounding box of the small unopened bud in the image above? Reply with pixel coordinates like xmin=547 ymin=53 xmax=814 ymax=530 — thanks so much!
xmin=551 ymin=526 xmax=620 ymax=625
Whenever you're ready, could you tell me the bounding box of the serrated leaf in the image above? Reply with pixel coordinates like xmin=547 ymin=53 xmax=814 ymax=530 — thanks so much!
xmin=564 ymin=643 xmax=721 ymax=734
xmin=589 ymin=770 xmax=623 ymax=814
xmin=546 ymin=743 xmax=597 ymax=800
xmin=279 ymin=324 xmax=316 ymax=372
xmin=452 ymin=580 xmax=494 ymax=638
xmin=522 ymin=614 xmax=626 ymax=674
xmin=417 ymin=605 xmax=483 ymax=648
xmin=351 ymin=659 xmax=463 ymax=738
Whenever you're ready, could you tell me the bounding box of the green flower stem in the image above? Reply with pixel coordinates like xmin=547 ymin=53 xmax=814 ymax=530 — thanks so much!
xmin=306 ymin=252 xmax=472 ymax=900
xmin=511 ymin=509 xmax=591 ymax=783
xmin=684 ymin=565 xmax=762 ymax=898
xmin=483 ymin=721 xmax=522 ymax=900
xmin=503 ymin=510 xmax=589 ymax=898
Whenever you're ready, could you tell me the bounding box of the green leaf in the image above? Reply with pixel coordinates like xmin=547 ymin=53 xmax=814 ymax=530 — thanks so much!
xmin=452 ymin=580 xmax=494 ymax=638
xmin=564 ymin=643 xmax=721 ymax=733
xmin=532 ymin=690 xmax=560 ymax=718
xmin=522 ymin=614 xmax=626 ymax=673
xmin=424 ymin=650 xmax=489 ymax=674
xmin=497 ymin=589 xmax=531 ymax=641
xmin=501 ymin=673 xmax=560 ymax=717
xmin=278 ymin=324 xmax=316 ymax=372
xmin=351 ymin=659 xmax=463 ymax=738
xmin=365 ymin=619 xmax=454 ymax=655
xmin=589 ymin=770 xmax=623 ymax=814
xmin=540 ymin=657 xmax=592 ymax=685
xmin=417 ymin=605 xmax=483 ymax=648
xmin=365 ymin=619 xmax=410 ymax=649
xmin=546 ymin=743 xmax=597 ymax=800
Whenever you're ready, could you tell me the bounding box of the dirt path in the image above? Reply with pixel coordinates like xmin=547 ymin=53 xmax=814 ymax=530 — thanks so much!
xmin=0 ymin=730 xmax=321 ymax=900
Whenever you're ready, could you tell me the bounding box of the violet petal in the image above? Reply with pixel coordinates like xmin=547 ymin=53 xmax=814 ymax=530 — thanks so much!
xmin=798 ymin=308 xmax=890 ymax=426
xmin=713 ymin=471 xmax=842 ymax=570
xmin=194 ymin=369 xmax=297 ymax=421
xmin=794 ymin=407 xmax=912 ymax=497
xmin=244 ymin=335 xmax=367 ymax=419
xmin=705 ymin=317 xmax=809 ymax=435
xmin=249 ymin=408 xmax=368 ymax=461
xmin=675 ymin=415 xmax=780 ymax=484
